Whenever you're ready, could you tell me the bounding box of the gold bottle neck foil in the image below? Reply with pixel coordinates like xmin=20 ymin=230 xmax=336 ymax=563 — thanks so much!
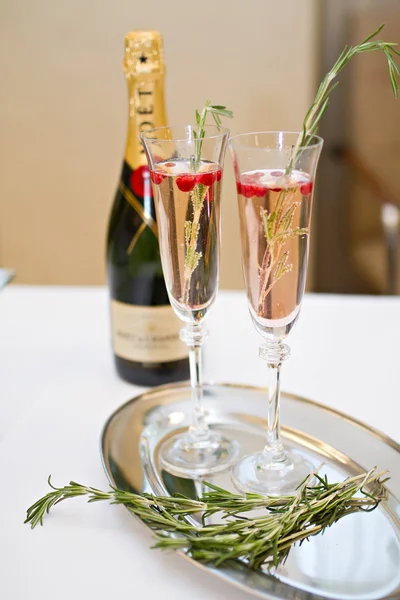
xmin=123 ymin=30 xmax=167 ymax=170
xmin=123 ymin=30 xmax=165 ymax=78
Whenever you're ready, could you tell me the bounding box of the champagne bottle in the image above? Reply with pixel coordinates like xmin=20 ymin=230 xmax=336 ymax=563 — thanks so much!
xmin=107 ymin=30 xmax=189 ymax=386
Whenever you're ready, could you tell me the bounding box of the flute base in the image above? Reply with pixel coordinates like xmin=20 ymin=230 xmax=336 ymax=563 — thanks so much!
xmin=232 ymin=450 xmax=315 ymax=495
xmin=159 ymin=430 xmax=239 ymax=478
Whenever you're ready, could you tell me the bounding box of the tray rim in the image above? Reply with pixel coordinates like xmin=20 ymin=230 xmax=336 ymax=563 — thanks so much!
xmin=100 ymin=381 xmax=400 ymax=600
xmin=101 ymin=380 xmax=400 ymax=456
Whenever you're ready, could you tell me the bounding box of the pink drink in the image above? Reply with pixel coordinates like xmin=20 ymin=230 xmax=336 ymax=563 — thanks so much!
xmin=150 ymin=160 xmax=222 ymax=323
xmin=237 ymin=169 xmax=313 ymax=337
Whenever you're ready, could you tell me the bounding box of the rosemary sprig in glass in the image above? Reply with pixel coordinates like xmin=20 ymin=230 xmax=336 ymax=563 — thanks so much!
xmin=26 ymin=468 xmax=388 ymax=572
xmin=182 ymin=101 xmax=233 ymax=304
xmin=258 ymin=187 xmax=308 ymax=311
xmin=192 ymin=100 xmax=233 ymax=171
xmin=256 ymin=23 xmax=400 ymax=309
xmin=286 ymin=23 xmax=400 ymax=173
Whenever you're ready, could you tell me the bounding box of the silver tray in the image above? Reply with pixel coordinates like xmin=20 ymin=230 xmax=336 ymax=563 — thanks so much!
xmin=101 ymin=382 xmax=400 ymax=600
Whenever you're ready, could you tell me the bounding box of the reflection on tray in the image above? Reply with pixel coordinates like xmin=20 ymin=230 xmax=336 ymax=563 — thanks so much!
xmin=101 ymin=382 xmax=400 ymax=600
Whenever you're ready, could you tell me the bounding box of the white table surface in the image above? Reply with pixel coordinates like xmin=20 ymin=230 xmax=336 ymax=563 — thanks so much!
xmin=1 ymin=286 xmax=399 ymax=600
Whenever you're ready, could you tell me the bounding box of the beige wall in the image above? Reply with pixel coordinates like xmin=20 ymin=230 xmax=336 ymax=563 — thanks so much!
xmin=0 ymin=0 xmax=319 ymax=288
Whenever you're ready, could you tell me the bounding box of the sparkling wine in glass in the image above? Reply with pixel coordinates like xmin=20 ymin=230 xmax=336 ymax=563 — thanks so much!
xmin=230 ymin=131 xmax=323 ymax=494
xmin=141 ymin=125 xmax=238 ymax=477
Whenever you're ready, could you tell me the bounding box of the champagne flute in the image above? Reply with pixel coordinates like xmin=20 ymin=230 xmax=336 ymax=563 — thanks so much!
xmin=230 ymin=131 xmax=323 ymax=494
xmin=141 ymin=125 xmax=238 ymax=477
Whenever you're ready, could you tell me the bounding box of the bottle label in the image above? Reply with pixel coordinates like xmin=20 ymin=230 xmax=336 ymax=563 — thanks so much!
xmin=110 ymin=300 xmax=187 ymax=363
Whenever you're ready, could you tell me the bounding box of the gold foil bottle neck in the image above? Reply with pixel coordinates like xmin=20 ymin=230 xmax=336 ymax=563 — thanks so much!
xmin=121 ymin=30 xmax=167 ymax=170
xmin=123 ymin=30 xmax=165 ymax=78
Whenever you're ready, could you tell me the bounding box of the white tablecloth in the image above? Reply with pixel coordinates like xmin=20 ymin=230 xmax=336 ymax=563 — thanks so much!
xmin=0 ymin=287 xmax=399 ymax=600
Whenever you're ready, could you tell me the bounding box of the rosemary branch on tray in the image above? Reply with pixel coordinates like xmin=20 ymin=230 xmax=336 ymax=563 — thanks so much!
xmin=25 ymin=468 xmax=388 ymax=572
xmin=286 ymin=23 xmax=400 ymax=173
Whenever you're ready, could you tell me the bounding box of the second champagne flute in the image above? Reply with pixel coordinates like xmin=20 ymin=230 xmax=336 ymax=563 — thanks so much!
xmin=141 ymin=125 xmax=238 ymax=477
xmin=230 ymin=131 xmax=323 ymax=494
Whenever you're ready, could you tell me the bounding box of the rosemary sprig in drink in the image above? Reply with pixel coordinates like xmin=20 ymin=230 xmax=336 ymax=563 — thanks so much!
xmin=254 ymin=24 xmax=400 ymax=310
xmin=25 ymin=468 xmax=388 ymax=572
xmin=181 ymin=101 xmax=232 ymax=304
xmin=258 ymin=186 xmax=309 ymax=311
xmin=286 ymin=23 xmax=400 ymax=173
xmin=192 ymin=100 xmax=233 ymax=171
